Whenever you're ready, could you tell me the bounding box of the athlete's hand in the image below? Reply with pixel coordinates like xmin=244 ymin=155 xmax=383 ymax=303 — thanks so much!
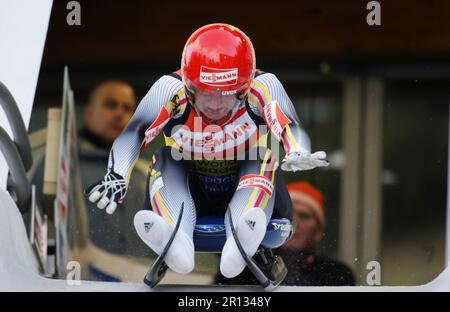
xmin=281 ymin=151 xmax=329 ymax=172
xmin=84 ymin=171 xmax=127 ymax=215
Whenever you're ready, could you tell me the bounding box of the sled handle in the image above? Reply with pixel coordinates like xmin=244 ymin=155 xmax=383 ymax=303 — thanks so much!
xmin=0 ymin=126 xmax=31 ymax=212
xmin=0 ymin=81 xmax=33 ymax=171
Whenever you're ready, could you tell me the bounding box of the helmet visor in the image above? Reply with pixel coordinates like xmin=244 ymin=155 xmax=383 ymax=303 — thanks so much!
xmin=194 ymin=89 xmax=240 ymax=121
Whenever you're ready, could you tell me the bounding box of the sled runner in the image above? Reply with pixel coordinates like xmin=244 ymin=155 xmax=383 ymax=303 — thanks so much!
xmin=142 ymin=202 xmax=293 ymax=291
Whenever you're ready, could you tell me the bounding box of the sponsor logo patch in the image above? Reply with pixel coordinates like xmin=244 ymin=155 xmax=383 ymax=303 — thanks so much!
xmin=221 ymin=90 xmax=238 ymax=96
xmin=262 ymin=100 xmax=291 ymax=141
xmin=245 ymin=219 xmax=256 ymax=231
xmin=144 ymin=106 xmax=170 ymax=144
xmin=144 ymin=222 xmax=154 ymax=233
xmin=237 ymin=174 xmax=274 ymax=196
xmin=200 ymin=66 xmax=238 ymax=87
xmin=273 ymin=223 xmax=291 ymax=232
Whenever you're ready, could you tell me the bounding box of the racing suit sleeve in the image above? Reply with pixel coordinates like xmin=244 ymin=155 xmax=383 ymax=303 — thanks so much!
xmin=247 ymin=72 xmax=311 ymax=155
xmin=106 ymin=75 xmax=185 ymax=182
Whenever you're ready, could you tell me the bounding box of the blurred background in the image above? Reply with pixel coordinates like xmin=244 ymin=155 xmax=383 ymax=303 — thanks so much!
xmin=27 ymin=0 xmax=450 ymax=286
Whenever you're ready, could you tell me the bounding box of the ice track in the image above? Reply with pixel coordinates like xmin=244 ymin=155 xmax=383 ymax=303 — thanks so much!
xmin=1 ymin=189 xmax=449 ymax=292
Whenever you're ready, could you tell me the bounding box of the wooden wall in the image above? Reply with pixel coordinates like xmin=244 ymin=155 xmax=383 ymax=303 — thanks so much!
xmin=43 ymin=0 xmax=450 ymax=64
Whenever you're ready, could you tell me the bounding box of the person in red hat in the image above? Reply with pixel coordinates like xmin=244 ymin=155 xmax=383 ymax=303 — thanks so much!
xmin=283 ymin=182 xmax=326 ymax=253
xmin=277 ymin=181 xmax=355 ymax=286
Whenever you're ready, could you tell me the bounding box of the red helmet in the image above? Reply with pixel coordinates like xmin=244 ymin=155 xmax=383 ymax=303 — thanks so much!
xmin=181 ymin=23 xmax=256 ymax=122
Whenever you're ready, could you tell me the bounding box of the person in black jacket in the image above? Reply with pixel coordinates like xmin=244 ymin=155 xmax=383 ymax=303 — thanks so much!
xmin=79 ymin=81 xmax=152 ymax=258
xmin=216 ymin=181 xmax=355 ymax=286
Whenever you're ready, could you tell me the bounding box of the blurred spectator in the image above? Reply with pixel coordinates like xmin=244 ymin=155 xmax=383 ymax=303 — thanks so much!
xmin=277 ymin=181 xmax=354 ymax=286
xmin=81 ymin=81 xmax=136 ymax=147
xmin=216 ymin=181 xmax=354 ymax=286
xmin=78 ymin=81 xmax=154 ymax=278
xmin=34 ymin=81 xmax=153 ymax=281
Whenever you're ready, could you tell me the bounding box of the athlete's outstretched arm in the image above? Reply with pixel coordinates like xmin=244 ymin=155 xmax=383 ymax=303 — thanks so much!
xmin=248 ymin=72 xmax=328 ymax=171
xmin=85 ymin=75 xmax=184 ymax=214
